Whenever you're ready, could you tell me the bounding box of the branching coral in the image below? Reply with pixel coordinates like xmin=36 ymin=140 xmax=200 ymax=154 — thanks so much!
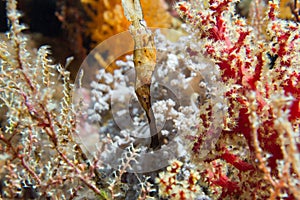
xmin=175 ymin=0 xmax=300 ymax=199
xmin=0 ymin=1 xmax=105 ymax=198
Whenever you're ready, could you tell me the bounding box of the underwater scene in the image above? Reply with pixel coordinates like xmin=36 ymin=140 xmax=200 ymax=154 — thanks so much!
xmin=0 ymin=0 xmax=299 ymax=199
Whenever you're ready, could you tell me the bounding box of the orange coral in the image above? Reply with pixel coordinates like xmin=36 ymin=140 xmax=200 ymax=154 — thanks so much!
xmin=81 ymin=0 xmax=174 ymax=73
xmin=81 ymin=0 xmax=173 ymax=46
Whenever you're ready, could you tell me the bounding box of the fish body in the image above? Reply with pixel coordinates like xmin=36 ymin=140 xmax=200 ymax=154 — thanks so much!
xmin=122 ymin=0 xmax=161 ymax=149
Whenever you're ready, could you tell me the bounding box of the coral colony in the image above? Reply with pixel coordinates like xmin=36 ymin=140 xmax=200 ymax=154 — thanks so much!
xmin=0 ymin=0 xmax=299 ymax=199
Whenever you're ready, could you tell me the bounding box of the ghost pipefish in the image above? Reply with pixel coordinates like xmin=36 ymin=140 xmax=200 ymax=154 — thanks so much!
xmin=121 ymin=0 xmax=162 ymax=149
